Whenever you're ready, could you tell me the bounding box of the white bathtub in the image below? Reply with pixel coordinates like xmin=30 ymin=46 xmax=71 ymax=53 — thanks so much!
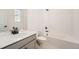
xmin=39 ymin=33 xmax=79 ymax=49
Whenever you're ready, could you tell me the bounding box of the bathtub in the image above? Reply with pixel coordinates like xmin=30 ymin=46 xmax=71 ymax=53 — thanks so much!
xmin=39 ymin=33 xmax=79 ymax=49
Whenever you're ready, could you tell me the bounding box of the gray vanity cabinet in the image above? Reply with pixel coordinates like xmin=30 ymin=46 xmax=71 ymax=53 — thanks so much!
xmin=21 ymin=40 xmax=36 ymax=49
xmin=3 ymin=34 xmax=36 ymax=49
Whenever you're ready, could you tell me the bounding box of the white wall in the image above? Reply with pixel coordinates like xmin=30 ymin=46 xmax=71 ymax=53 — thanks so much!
xmin=27 ymin=9 xmax=44 ymax=34
xmin=20 ymin=9 xmax=27 ymax=30
xmin=48 ymin=9 xmax=74 ymax=36
xmin=7 ymin=9 xmax=15 ymax=30
xmin=27 ymin=9 xmax=74 ymax=36
xmin=73 ymin=10 xmax=79 ymax=38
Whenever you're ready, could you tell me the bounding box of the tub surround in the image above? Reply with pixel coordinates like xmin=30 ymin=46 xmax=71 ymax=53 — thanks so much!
xmin=0 ymin=30 xmax=36 ymax=49
xmin=48 ymin=33 xmax=79 ymax=44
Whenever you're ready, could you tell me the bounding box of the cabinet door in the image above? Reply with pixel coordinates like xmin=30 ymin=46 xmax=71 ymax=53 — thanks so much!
xmin=21 ymin=40 xmax=36 ymax=49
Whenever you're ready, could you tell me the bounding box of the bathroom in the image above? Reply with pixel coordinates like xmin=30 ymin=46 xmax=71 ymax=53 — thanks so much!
xmin=0 ymin=9 xmax=79 ymax=49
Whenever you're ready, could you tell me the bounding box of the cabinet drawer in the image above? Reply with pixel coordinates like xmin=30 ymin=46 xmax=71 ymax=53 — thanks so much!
xmin=3 ymin=34 xmax=36 ymax=49
xmin=21 ymin=40 xmax=36 ymax=49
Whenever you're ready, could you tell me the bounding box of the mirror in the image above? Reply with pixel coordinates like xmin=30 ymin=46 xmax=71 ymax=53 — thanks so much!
xmin=0 ymin=9 xmax=27 ymax=32
xmin=0 ymin=10 xmax=8 ymax=32
xmin=0 ymin=17 xmax=6 ymax=32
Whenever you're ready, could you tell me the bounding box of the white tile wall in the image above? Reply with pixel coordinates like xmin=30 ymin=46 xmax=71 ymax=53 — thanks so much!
xmin=48 ymin=9 xmax=73 ymax=36
xmin=27 ymin=9 xmax=74 ymax=36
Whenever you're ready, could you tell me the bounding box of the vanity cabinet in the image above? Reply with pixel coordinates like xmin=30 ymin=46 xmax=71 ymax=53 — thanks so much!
xmin=2 ymin=34 xmax=36 ymax=49
xmin=21 ymin=40 xmax=36 ymax=49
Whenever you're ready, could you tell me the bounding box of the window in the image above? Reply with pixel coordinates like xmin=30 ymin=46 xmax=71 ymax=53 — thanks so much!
xmin=15 ymin=9 xmax=21 ymax=22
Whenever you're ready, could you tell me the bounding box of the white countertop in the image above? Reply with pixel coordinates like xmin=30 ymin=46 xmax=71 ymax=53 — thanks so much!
xmin=0 ymin=30 xmax=36 ymax=48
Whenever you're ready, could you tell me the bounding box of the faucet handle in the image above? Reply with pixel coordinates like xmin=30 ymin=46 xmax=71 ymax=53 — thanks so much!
xmin=45 ymin=27 xmax=48 ymax=29
xmin=4 ymin=25 xmax=7 ymax=28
